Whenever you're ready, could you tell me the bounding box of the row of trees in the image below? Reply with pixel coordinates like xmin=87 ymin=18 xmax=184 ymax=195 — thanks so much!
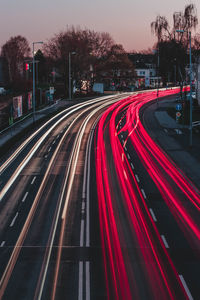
xmin=151 ymin=3 xmax=200 ymax=85
xmin=1 ymin=27 xmax=135 ymax=95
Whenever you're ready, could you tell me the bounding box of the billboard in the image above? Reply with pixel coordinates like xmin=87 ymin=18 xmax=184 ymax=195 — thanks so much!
xmin=28 ymin=91 xmax=32 ymax=110
xmin=13 ymin=96 xmax=23 ymax=119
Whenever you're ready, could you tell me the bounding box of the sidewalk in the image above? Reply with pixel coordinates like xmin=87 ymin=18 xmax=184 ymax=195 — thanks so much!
xmin=152 ymin=97 xmax=200 ymax=190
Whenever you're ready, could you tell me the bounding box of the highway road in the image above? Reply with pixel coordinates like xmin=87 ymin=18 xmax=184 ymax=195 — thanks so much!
xmin=0 ymin=88 xmax=199 ymax=300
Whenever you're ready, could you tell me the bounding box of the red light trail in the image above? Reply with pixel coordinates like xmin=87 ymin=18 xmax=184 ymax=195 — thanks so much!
xmin=95 ymin=87 xmax=198 ymax=299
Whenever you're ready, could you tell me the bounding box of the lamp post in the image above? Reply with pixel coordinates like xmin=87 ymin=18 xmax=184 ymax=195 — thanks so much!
xmin=33 ymin=41 xmax=43 ymax=122
xmin=176 ymin=30 xmax=192 ymax=146
xmin=68 ymin=52 xmax=76 ymax=100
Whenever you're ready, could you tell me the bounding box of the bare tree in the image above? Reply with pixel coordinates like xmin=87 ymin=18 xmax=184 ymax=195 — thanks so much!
xmin=1 ymin=35 xmax=30 ymax=83
xmin=151 ymin=16 xmax=171 ymax=43
xmin=44 ymin=26 xmax=115 ymax=94
xmin=151 ymin=4 xmax=198 ymax=84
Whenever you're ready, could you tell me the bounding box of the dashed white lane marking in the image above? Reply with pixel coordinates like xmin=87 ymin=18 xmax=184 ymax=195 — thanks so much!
xmin=78 ymin=261 xmax=83 ymax=300
xmin=161 ymin=235 xmax=169 ymax=248
xmin=52 ymin=140 xmax=56 ymax=144
xmin=131 ymin=163 xmax=135 ymax=170
xmin=44 ymin=155 xmax=48 ymax=159
xmin=135 ymin=174 xmax=140 ymax=183
xmin=31 ymin=176 xmax=36 ymax=185
xmin=179 ymin=275 xmax=194 ymax=300
xmin=0 ymin=241 xmax=5 ymax=247
xmin=48 ymin=147 xmax=51 ymax=152
xmin=22 ymin=192 xmax=29 ymax=202
xmin=10 ymin=212 xmax=19 ymax=227
xmin=80 ymin=220 xmax=84 ymax=247
xmin=57 ymin=135 xmax=60 ymax=139
xmin=81 ymin=201 xmax=85 ymax=211
xmin=86 ymin=261 xmax=90 ymax=300
xmin=122 ymin=139 xmax=124 ymax=144
xmin=141 ymin=188 xmax=147 ymax=199
xmin=127 ymin=153 xmax=130 ymax=159
xmin=124 ymin=146 xmax=127 ymax=151
xmin=149 ymin=208 xmax=157 ymax=222
xmin=164 ymin=128 xmax=168 ymax=134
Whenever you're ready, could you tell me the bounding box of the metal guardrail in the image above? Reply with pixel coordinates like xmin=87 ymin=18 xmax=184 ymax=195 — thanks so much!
xmin=0 ymin=99 xmax=61 ymax=136
xmin=0 ymin=113 xmax=32 ymax=135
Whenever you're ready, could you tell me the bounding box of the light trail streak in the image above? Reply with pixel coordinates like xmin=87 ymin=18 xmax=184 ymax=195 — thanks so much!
xmin=0 ymin=94 xmax=119 ymax=201
xmin=0 ymin=94 xmax=116 ymax=175
xmin=95 ymin=87 xmax=191 ymax=299
xmin=50 ymin=95 xmax=126 ymax=300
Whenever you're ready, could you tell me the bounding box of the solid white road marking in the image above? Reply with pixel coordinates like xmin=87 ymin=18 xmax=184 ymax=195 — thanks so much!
xmin=31 ymin=176 xmax=36 ymax=185
xmin=179 ymin=275 xmax=193 ymax=300
xmin=149 ymin=208 xmax=157 ymax=222
xmin=22 ymin=192 xmax=28 ymax=202
xmin=161 ymin=235 xmax=169 ymax=248
xmin=10 ymin=212 xmax=19 ymax=227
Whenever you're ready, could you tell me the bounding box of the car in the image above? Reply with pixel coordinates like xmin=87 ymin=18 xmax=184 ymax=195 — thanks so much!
xmin=186 ymin=92 xmax=196 ymax=100
xmin=0 ymin=87 xmax=6 ymax=95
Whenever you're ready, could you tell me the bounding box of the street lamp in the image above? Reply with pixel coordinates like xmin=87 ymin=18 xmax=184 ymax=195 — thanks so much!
xmin=68 ymin=52 xmax=76 ymax=100
xmin=176 ymin=30 xmax=192 ymax=146
xmin=33 ymin=41 xmax=43 ymax=122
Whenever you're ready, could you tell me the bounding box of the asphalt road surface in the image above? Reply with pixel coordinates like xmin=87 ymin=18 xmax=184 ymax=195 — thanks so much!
xmin=0 ymin=88 xmax=199 ymax=300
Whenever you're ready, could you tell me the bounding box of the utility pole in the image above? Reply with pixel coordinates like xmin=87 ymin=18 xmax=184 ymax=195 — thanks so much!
xmin=68 ymin=52 xmax=76 ymax=100
xmin=32 ymin=41 xmax=43 ymax=122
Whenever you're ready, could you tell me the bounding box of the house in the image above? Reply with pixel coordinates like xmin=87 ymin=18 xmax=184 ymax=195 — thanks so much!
xmin=128 ymin=53 xmax=161 ymax=88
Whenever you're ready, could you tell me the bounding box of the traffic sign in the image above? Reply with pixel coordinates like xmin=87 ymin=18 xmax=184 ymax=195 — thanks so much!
xmin=176 ymin=104 xmax=182 ymax=111
xmin=49 ymin=87 xmax=54 ymax=94
xmin=176 ymin=111 xmax=181 ymax=117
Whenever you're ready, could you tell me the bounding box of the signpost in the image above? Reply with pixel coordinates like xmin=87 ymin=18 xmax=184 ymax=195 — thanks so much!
xmin=176 ymin=103 xmax=182 ymax=123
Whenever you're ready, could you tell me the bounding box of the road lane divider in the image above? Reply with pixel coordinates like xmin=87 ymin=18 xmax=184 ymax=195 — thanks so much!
xmin=31 ymin=176 xmax=36 ymax=185
xmin=161 ymin=235 xmax=170 ymax=248
xmin=179 ymin=275 xmax=193 ymax=300
xmin=9 ymin=212 xmax=18 ymax=227
xmin=0 ymin=241 xmax=5 ymax=247
xmin=149 ymin=208 xmax=157 ymax=222
xmin=22 ymin=192 xmax=29 ymax=203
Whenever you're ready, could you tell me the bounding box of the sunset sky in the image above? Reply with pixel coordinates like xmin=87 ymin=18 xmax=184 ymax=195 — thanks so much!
xmin=1 ymin=0 xmax=200 ymax=52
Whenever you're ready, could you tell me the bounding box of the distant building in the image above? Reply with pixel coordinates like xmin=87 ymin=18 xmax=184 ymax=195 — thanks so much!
xmin=128 ymin=53 xmax=161 ymax=88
